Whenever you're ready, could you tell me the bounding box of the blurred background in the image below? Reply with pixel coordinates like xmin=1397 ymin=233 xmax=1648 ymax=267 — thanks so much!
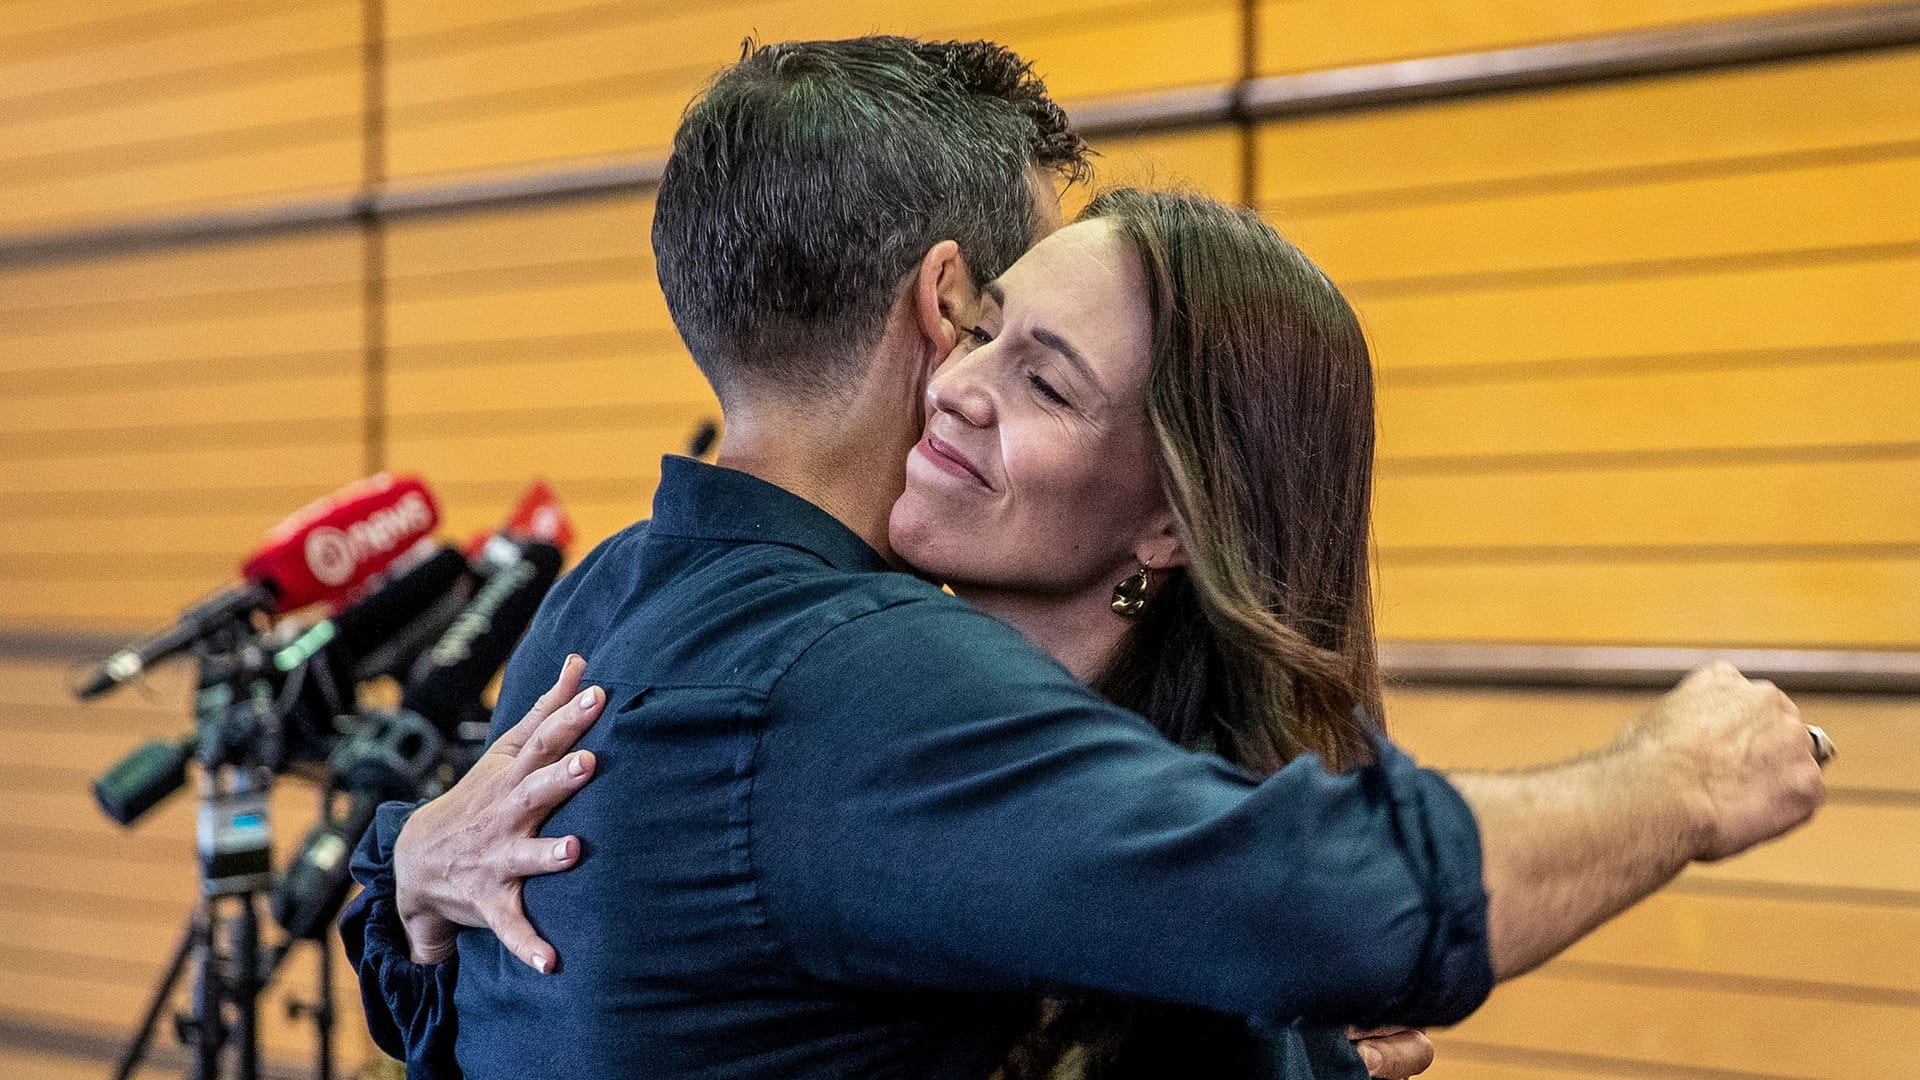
xmin=0 ymin=1 xmax=1915 ymax=1077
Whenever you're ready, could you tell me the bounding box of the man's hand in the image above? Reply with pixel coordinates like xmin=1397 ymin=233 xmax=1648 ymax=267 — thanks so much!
xmin=1350 ymin=1027 xmax=1432 ymax=1078
xmin=393 ymin=654 xmax=605 ymax=971
xmin=1624 ymin=661 xmax=1826 ymax=862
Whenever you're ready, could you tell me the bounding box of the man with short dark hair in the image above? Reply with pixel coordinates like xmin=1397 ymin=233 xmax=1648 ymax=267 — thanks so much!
xmin=342 ymin=35 xmax=1824 ymax=1080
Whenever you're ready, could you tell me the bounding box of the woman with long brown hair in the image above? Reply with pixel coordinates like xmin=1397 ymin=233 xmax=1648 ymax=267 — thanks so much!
xmin=889 ymin=186 xmax=1398 ymax=1077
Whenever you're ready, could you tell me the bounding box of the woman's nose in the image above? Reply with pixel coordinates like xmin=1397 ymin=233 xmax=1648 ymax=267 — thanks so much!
xmin=927 ymin=350 xmax=996 ymax=427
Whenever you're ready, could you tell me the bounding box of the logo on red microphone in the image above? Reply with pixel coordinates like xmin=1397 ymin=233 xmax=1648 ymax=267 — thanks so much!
xmin=303 ymin=491 xmax=434 ymax=587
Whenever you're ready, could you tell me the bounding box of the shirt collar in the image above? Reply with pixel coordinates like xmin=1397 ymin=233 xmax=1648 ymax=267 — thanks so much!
xmin=648 ymin=455 xmax=892 ymax=574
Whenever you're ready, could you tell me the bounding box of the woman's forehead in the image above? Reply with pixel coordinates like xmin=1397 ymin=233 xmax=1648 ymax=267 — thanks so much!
xmin=995 ymin=219 xmax=1134 ymax=303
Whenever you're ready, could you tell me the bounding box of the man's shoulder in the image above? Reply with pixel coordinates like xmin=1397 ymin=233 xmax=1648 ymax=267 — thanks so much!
xmin=535 ymin=521 xmax=997 ymax=695
xmin=770 ymin=574 xmax=1078 ymax=704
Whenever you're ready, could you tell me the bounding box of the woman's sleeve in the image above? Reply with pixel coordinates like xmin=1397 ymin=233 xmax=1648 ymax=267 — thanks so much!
xmin=339 ymin=799 xmax=463 ymax=1079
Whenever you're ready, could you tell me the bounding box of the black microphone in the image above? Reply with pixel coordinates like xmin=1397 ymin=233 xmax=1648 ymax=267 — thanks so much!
xmin=271 ymin=541 xmax=563 ymax=941
xmin=271 ymin=546 xmax=473 ymax=681
xmin=400 ymin=540 xmax=564 ymax=739
xmin=75 ymin=583 xmax=276 ymax=700
xmin=269 ymin=547 xmax=474 ymax=761
xmin=272 ymin=708 xmax=443 ymax=940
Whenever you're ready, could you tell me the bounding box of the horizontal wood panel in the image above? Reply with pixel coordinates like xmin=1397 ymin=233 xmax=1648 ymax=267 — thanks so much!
xmin=0 ymin=447 xmax=361 ymax=506
xmin=0 ymin=728 xmax=230 ymax=777
xmin=0 ymin=704 xmax=190 ymax=741
xmin=0 ymin=138 xmax=361 ymax=233
xmin=0 ymin=659 xmax=192 ymax=712
xmin=0 ymin=510 xmax=330 ymax=564
xmin=1255 ymin=0 xmax=1843 ymax=76
xmin=1420 ymin=1055 xmax=1636 ymax=1080
xmin=0 ymin=0 xmax=359 ymax=231
xmin=987 ymin=8 xmax=1240 ymax=104
xmin=1564 ymin=889 xmax=1920 ymax=996
xmin=386 ymin=196 xmax=652 ymax=274
xmin=0 ymin=307 xmax=363 ymax=372
xmin=1277 ymin=152 xmax=1920 ymax=285
xmin=384 ymin=1 xmax=1236 ymax=176
xmin=0 ymin=948 xmax=363 ymax=1057
xmin=1356 ymin=253 xmax=1920 ymax=369
xmin=0 ymin=576 xmax=292 ymax=630
xmin=1375 ymin=354 xmax=1920 ymax=457
xmin=386 ymin=279 xmax=673 ymax=344
xmin=1685 ymin=801 xmax=1920 ymax=895
xmin=0 ymin=70 xmax=357 ymax=170
xmin=0 ymin=0 xmax=248 ymax=42
xmin=0 ymin=374 xmax=364 ymax=434
xmin=1080 ymin=127 xmax=1243 ymax=206
xmin=1374 ymin=557 xmax=1920 ymax=646
xmin=0 ymin=0 xmax=331 ymax=51
xmin=1444 ymin=968 xmax=1915 ymax=1080
xmin=389 ymin=0 xmax=1235 ymax=58
xmin=1374 ymin=456 xmax=1920 ymax=550
xmin=0 ymin=2 xmax=356 ymax=104
xmin=386 ymin=415 xmax=710 ymax=485
xmin=0 ymin=232 xmax=359 ymax=316
xmin=1385 ymin=687 xmax=1920 ymax=796
xmin=0 ymin=1044 xmax=179 ymax=1080
xmin=384 ymin=0 xmax=1237 ymax=179
xmin=387 ymin=353 xmax=712 ymax=419
xmin=1256 ymin=48 xmax=1920 ymax=204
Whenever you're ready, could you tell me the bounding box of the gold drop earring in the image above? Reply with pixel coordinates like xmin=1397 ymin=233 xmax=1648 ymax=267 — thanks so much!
xmin=1110 ymin=563 xmax=1151 ymax=618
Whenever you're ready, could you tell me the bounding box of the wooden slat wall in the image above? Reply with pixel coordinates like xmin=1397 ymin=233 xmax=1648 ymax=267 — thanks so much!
xmin=1260 ymin=46 xmax=1920 ymax=646
xmin=383 ymin=0 xmax=1241 ymax=182
xmin=383 ymin=194 xmax=711 ymax=542
xmin=0 ymin=0 xmax=364 ymax=232
xmin=1385 ymin=686 xmax=1920 ymax=1080
xmin=0 ymin=230 xmax=368 ymax=633
xmin=1 ymin=2 xmax=1914 ymax=1078
xmin=1254 ymin=0 xmax=1867 ymax=74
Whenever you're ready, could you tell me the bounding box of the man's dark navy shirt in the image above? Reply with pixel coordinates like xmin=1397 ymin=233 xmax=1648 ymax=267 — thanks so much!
xmin=342 ymin=457 xmax=1493 ymax=1079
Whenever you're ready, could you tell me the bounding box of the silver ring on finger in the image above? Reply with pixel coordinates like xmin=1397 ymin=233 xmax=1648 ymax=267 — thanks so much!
xmin=1807 ymin=724 xmax=1836 ymax=767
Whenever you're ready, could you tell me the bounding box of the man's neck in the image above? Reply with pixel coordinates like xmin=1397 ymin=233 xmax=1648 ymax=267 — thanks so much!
xmin=715 ymin=397 xmax=919 ymax=569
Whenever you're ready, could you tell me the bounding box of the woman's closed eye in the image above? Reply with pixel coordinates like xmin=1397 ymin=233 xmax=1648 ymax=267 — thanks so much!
xmin=960 ymin=324 xmax=995 ymax=346
xmin=1027 ymin=371 xmax=1071 ymax=408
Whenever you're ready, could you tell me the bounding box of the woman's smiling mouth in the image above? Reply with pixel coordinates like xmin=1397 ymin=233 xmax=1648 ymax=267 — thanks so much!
xmin=915 ymin=433 xmax=992 ymax=489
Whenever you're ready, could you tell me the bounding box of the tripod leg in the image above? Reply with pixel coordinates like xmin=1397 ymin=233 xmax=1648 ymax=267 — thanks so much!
xmin=193 ymin=898 xmax=225 ymax=1080
xmin=233 ymin=896 xmax=260 ymax=1080
xmin=114 ymin=914 xmax=199 ymax=1080
xmin=318 ymin=931 xmax=335 ymax=1080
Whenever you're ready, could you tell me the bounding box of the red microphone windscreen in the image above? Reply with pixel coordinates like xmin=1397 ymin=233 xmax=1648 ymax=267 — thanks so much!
xmin=242 ymin=474 xmax=441 ymax=612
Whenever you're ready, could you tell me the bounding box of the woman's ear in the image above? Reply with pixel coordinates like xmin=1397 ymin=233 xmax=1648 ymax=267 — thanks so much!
xmin=911 ymin=240 xmax=977 ymax=364
xmin=1137 ymin=511 xmax=1189 ymax=570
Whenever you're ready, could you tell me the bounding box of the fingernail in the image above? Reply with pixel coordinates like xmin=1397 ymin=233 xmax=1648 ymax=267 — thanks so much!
xmin=566 ymin=653 xmax=581 ymax=668
xmin=568 ymin=752 xmax=588 ymax=777
xmin=553 ymin=838 xmax=571 ymax=861
xmin=532 ymin=953 xmax=551 ymax=974
xmin=577 ymin=686 xmax=600 ymax=709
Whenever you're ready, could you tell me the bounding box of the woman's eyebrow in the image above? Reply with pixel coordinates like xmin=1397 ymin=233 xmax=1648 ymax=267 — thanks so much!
xmin=1031 ymin=327 xmax=1101 ymax=391
xmin=983 ymin=283 xmax=1103 ymax=393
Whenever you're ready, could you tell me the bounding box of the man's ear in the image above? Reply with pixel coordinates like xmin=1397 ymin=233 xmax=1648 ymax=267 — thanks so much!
xmin=910 ymin=240 xmax=977 ymax=364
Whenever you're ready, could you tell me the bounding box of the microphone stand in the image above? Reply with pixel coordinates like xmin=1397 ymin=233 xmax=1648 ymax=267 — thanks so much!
xmin=110 ymin=616 xmax=336 ymax=1080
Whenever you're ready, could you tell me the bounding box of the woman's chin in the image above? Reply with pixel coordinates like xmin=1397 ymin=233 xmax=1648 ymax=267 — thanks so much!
xmin=887 ymin=497 xmax=963 ymax=582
